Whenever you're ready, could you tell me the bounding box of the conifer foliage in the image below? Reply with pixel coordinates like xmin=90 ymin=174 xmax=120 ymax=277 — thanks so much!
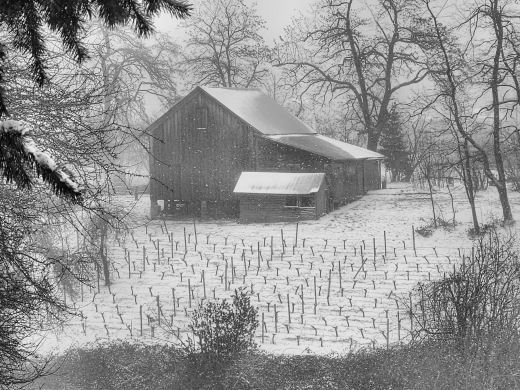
xmin=0 ymin=0 xmax=191 ymax=117
xmin=379 ymin=110 xmax=411 ymax=181
xmin=0 ymin=120 xmax=82 ymax=201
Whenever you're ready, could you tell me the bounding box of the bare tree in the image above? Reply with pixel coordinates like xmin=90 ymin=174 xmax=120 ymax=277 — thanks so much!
xmin=86 ymin=24 xmax=183 ymax=193
xmin=0 ymin=31 xmax=167 ymax=388
xmin=92 ymin=25 xmax=182 ymax=127
xmin=275 ymin=0 xmax=433 ymax=151
xmin=0 ymin=0 xmax=191 ymax=117
xmin=181 ymin=0 xmax=270 ymax=88
xmin=421 ymin=0 xmax=515 ymax=223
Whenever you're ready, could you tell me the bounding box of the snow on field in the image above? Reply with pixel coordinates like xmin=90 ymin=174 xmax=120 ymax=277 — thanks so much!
xmin=36 ymin=182 xmax=520 ymax=356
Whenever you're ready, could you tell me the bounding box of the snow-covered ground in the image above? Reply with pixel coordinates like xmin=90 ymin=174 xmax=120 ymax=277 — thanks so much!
xmin=36 ymin=182 xmax=520 ymax=356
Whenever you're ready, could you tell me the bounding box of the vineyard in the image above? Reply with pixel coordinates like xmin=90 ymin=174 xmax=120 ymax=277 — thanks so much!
xmin=39 ymin=183 xmax=517 ymax=355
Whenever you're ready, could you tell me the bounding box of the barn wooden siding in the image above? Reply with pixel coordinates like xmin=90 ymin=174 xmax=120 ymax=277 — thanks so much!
xmin=238 ymin=193 xmax=327 ymax=223
xmin=255 ymin=137 xmax=368 ymax=208
xmin=363 ymin=159 xmax=382 ymax=191
xmin=149 ymin=89 xmax=254 ymax=216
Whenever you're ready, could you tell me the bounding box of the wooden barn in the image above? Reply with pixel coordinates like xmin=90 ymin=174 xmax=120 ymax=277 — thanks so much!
xmin=148 ymin=86 xmax=384 ymax=220
xmin=234 ymin=172 xmax=327 ymax=223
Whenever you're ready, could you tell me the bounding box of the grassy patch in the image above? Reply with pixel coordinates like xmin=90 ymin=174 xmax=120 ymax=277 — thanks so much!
xmin=33 ymin=339 xmax=520 ymax=390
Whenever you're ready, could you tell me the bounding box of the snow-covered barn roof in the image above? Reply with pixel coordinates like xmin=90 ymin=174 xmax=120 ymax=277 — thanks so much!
xmin=201 ymin=87 xmax=383 ymax=160
xmin=201 ymin=87 xmax=315 ymax=136
xmin=268 ymin=134 xmax=385 ymax=160
xmin=233 ymin=172 xmax=325 ymax=195
xmin=149 ymin=86 xmax=384 ymax=161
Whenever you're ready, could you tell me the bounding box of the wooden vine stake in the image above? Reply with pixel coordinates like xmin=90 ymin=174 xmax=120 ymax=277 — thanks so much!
xmin=397 ymin=312 xmax=401 ymax=344
xmin=172 ymin=288 xmax=176 ymax=317
xmin=412 ymin=225 xmax=416 ymax=256
xmin=274 ymin=304 xmax=278 ymax=333
xmin=327 ymin=269 xmax=332 ymax=306
xmin=287 ymin=293 xmax=291 ymax=324
xmin=156 ymin=295 xmax=161 ymax=326
xmin=338 ymin=261 xmax=342 ymax=293
xmin=384 ymin=231 xmax=387 ymax=257
xmin=224 ymin=260 xmax=228 ymax=291
xmin=183 ymin=227 xmax=187 ymax=253
xmin=301 ymin=284 xmax=305 ymax=314
xmin=188 ymin=278 xmax=192 ymax=308
xmin=313 ymin=276 xmax=317 ymax=314
xmin=386 ymin=317 xmax=390 ymax=349
xmin=257 ymin=242 xmax=261 ymax=268
xmin=139 ymin=305 xmax=143 ymax=336
xmin=261 ymin=312 xmax=265 ymax=344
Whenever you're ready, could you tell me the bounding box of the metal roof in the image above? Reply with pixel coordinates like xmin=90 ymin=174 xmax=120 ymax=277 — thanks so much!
xmin=234 ymin=172 xmax=325 ymax=195
xmin=201 ymin=87 xmax=316 ymax=136
xmin=267 ymin=134 xmax=385 ymax=161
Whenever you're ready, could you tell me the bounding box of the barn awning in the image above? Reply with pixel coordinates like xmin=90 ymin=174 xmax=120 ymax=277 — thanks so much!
xmin=267 ymin=134 xmax=385 ymax=161
xmin=234 ymin=172 xmax=325 ymax=195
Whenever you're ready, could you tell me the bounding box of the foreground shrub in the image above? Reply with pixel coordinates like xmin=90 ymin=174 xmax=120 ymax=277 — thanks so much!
xmin=46 ymin=341 xmax=182 ymax=390
xmin=37 ymin=339 xmax=520 ymax=390
xmin=172 ymin=288 xmax=258 ymax=389
xmin=185 ymin=288 xmax=258 ymax=356
xmin=416 ymin=216 xmax=455 ymax=237
xmin=410 ymin=230 xmax=520 ymax=351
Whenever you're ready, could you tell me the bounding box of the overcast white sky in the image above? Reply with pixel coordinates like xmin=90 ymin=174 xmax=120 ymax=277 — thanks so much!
xmin=156 ymin=0 xmax=315 ymax=44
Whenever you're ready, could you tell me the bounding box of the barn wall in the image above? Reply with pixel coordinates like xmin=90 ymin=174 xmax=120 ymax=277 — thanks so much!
xmin=149 ymin=89 xmax=256 ymax=216
xmin=238 ymin=194 xmax=319 ymax=223
xmin=255 ymin=138 xmax=326 ymax=172
xmin=255 ymin=138 xmax=368 ymax=209
xmin=315 ymin=185 xmax=327 ymax=217
xmin=363 ymin=160 xmax=381 ymax=191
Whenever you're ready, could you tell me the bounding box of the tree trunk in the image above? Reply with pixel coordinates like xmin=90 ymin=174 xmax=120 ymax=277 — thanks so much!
xmin=425 ymin=167 xmax=437 ymax=227
xmin=366 ymin=131 xmax=379 ymax=152
xmin=490 ymin=0 xmax=514 ymax=223
xmin=461 ymin=140 xmax=479 ymax=234
xmin=446 ymin=181 xmax=456 ymax=227
xmin=100 ymin=218 xmax=110 ymax=286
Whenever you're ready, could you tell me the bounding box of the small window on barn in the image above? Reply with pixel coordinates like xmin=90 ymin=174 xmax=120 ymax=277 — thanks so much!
xmin=285 ymin=196 xmax=297 ymax=207
xmin=195 ymin=107 xmax=208 ymax=130
xmin=299 ymin=195 xmax=314 ymax=208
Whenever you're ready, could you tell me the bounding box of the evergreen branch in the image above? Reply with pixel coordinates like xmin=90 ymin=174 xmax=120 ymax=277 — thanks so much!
xmin=0 ymin=121 xmax=82 ymax=202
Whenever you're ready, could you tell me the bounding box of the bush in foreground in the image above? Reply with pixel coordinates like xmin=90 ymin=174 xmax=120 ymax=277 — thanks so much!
xmin=32 ymin=337 xmax=520 ymax=390
xmin=185 ymin=288 xmax=258 ymax=357
xmin=410 ymin=230 xmax=520 ymax=353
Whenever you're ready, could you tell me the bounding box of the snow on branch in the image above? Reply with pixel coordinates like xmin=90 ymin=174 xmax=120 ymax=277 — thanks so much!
xmin=0 ymin=120 xmax=82 ymax=201
xmin=0 ymin=119 xmax=30 ymax=135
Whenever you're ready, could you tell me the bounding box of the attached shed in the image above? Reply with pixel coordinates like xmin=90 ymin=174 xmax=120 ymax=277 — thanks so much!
xmin=234 ymin=172 xmax=327 ymax=223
